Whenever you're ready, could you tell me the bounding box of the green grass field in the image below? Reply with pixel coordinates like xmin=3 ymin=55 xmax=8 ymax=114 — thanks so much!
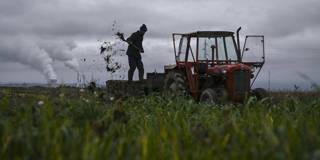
xmin=0 ymin=87 xmax=320 ymax=159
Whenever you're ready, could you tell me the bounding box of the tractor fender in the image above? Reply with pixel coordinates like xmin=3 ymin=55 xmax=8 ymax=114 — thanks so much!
xmin=164 ymin=64 xmax=177 ymax=73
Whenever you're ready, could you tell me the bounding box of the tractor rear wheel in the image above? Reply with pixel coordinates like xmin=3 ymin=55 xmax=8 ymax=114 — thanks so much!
xmin=163 ymin=71 xmax=187 ymax=97
xmin=200 ymin=88 xmax=227 ymax=105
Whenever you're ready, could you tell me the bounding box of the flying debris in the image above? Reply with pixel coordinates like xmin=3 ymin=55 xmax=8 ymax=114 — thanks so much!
xmin=100 ymin=46 xmax=106 ymax=54
xmin=100 ymin=42 xmax=113 ymax=54
xmin=98 ymin=21 xmax=128 ymax=80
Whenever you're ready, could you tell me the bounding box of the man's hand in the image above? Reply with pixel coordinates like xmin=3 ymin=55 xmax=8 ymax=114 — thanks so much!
xmin=115 ymin=32 xmax=125 ymax=41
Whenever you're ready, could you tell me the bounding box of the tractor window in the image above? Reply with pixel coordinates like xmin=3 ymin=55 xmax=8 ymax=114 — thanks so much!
xmin=225 ymin=37 xmax=238 ymax=61
xmin=198 ymin=38 xmax=214 ymax=61
xmin=178 ymin=36 xmax=188 ymax=61
xmin=217 ymin=37 xmax=226 ymax=60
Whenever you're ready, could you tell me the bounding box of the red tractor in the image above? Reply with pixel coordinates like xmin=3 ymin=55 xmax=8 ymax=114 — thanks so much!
xmin=162 ymin=27 xmax=267 ymax=103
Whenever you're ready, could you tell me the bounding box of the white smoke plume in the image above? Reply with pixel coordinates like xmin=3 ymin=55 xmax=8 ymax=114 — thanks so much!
xmin=0 ymin=37 xmax=79 ymax=83
xmin=38 ymin=40 xmax=80 ymax=72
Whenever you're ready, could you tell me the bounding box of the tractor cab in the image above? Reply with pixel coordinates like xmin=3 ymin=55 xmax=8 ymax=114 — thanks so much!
xmin=165 ymin=28 xmax=265 ymax=102
xmin=174 ymin=31 xmax=243 ymax=74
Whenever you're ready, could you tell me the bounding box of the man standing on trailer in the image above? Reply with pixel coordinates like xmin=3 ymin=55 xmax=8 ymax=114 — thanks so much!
xmin=126 ymin=24 xmax=147 ymax=82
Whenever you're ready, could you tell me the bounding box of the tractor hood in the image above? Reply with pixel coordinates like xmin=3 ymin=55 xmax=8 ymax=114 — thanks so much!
xmin=207 ymin=63 xmax=251 ymax=75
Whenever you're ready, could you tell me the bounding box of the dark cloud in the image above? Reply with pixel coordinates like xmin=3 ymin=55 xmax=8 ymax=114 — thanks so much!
xmin=0 ymin=0 xmax=319 ymax=88
xmin=0 ymin=0 xmax=173 ymax=38
xmin=255 ymin=0 xmax=320 ymax=38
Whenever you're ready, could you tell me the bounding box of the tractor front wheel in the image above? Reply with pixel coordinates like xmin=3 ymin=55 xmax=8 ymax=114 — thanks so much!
xmin=200 ymin=88 xmax=227 ymax=105
xmin=252 ymin=88 xmax=268 ymax=100
xmin=163 ymin=71 xmax=187 ymax=97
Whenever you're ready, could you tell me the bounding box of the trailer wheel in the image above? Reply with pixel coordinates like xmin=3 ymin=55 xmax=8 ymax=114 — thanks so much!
xmin=163 ymin=71 xmax=187 ymax=97
xmin=252 ymin=88 xmax=268 ymax=100
xmin=200 ymin=88 xmax=227 ymax=105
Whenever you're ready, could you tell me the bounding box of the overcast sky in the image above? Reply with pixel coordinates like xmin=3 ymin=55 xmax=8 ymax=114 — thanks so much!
xmin=0 ymin=0 xmax=319 ymax=90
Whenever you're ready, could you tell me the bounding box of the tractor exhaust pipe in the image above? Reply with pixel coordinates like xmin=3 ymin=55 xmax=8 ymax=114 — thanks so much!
xmin=236 ymin=27 xmax=241 ymax=55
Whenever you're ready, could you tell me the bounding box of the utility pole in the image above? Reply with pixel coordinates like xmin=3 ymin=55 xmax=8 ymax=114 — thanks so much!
xmin=268 ymin=70 xmax=271 ymax=92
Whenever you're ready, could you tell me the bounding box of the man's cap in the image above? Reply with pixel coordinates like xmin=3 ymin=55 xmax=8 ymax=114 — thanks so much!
xmin=140 ymin=24 xmax=147 ymax=32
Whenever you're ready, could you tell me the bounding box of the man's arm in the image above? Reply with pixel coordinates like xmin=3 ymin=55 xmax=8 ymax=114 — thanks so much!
xmin=116 ymin=32 xmax=141 ymax=51
xmin=126 ymin=33 xmax=136 ymax=44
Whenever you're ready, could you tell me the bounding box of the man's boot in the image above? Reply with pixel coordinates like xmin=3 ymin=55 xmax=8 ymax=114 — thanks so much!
xmin=138 ymin=69 xmax=144 ymax=82
xmin=128 ymin=69 xmax=134 ymax=83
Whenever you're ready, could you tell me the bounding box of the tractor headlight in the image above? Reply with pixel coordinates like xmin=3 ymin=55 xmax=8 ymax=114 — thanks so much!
xmin=251 ymin=67 xmax=255 ymax=73
xmin=221 ymin=69 xmax=227 ymax=74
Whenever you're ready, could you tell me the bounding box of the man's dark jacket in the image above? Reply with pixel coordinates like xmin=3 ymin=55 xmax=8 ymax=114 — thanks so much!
xmin=126 ymin=31 xmax=144 ymax=59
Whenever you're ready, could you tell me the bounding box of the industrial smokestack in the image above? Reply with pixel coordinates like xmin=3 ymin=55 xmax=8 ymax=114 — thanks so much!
xmin=0 ymin=38 xmax=79 ymax=83
xmin=0 ymin=39 xmax=58 ymax=83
